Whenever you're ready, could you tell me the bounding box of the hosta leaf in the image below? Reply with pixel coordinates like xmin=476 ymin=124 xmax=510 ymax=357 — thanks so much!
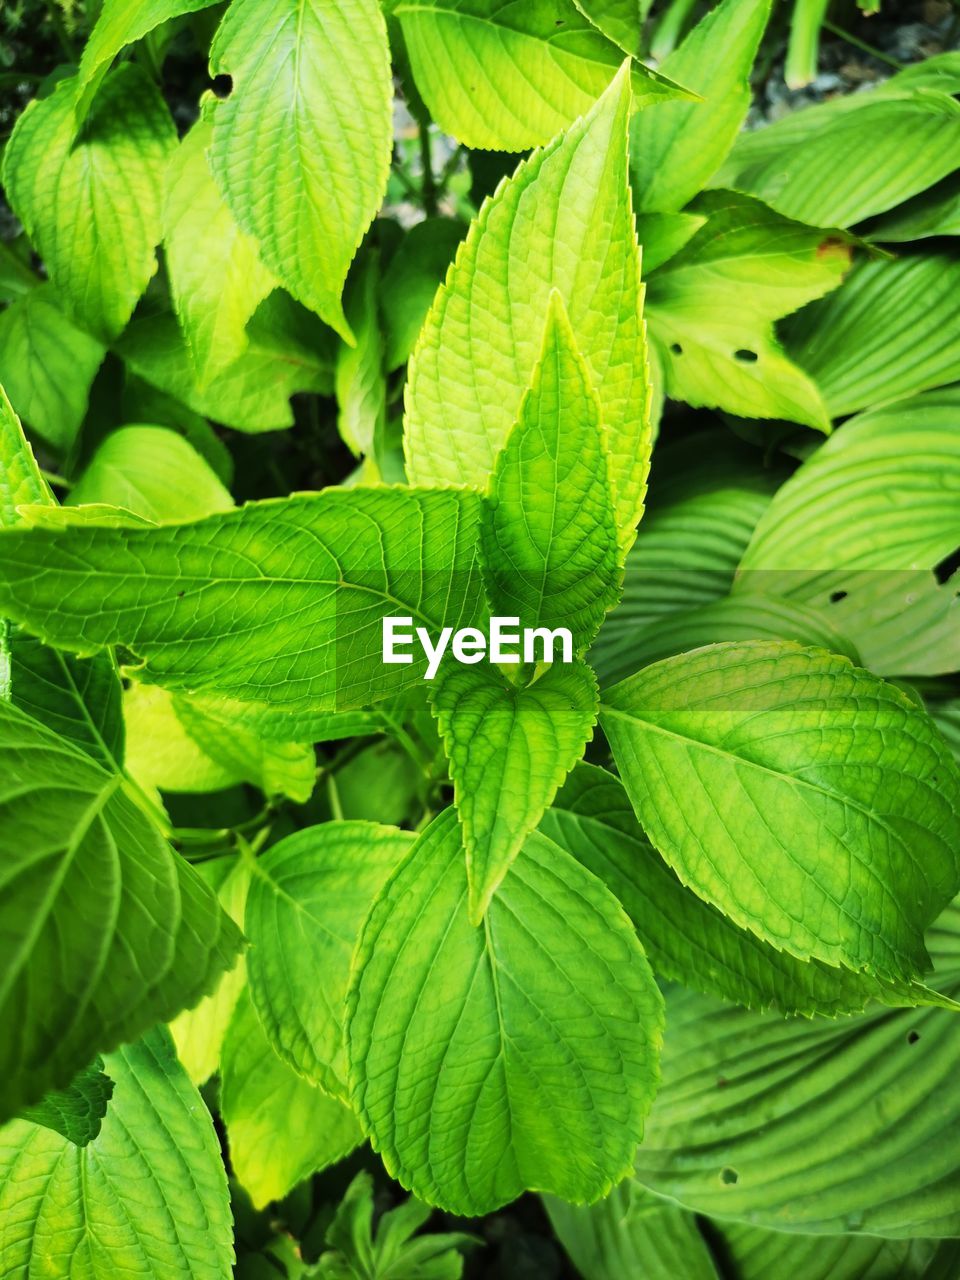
xmin=246 ymin=822 xmax=414 ymax=1098
xmin=738 ymin=390 xmax=960 ymax=675
xmin=116 ymin=310 xmax=332 ymax=433
xmin=714 ymin=89 xmax=960 ymax=228
xmin=432 ymin=660 xmax=598 ymax=923
xmin=543 ymin=764 xmax=958 ymax=1016
xmin=17 ymin=1059 xmax=114 ymax=1148
xmin=783 ymin=255 xmax=960 ymax=418
xmin=0 ymin=487 xmax=483 ymax=708
xmin=0 ymin=1026 xmax=233 ymax=1276
xmin=169 ymin=856 xmax=251 ymax=1084
xmin=629 ymin=0 xmax=769 ymax=213
xmin=0 ymin=287 xmax=106 ymax=452
xmin=208 ymin=0 xmax=393 ymax=339
xmin=164 ymin=115 xmax=276 ymax=387
xmin=396 ymin=2 xmax=686 ymax=151
xmin=646 ymin=192 xmax=848 ymax=428
xmin=720 ymin=1219 xmax=959 ymax=1279
xmin=481 ymin=296 xmax=619 ymax=646
xmin=864 ymin=172 xmax=960 ymax=242
xmin=601 ymin=641 xmax=960 ymax=980
xmin=633 ymin=927 xmax=960 ymax=1237
xmin=381 ymin=218 xmax=467 ymax=372
xmin=77 ymin=0 xmax=223 ymax=114
xmin=0 ymin=699 xmax=243 ymax=1123
xmin=69 ymin=427 xmax=234 ymax=522
xmin=3 ymin=66 xmax=175 ymax=340
xmin=405 ymin=65 xmax=650 ymax=556
xmin=347 ymin=809 xmax=664 ymax=1215
xmin=221 ymin=989 xmax=363 ymax=1209
xmin=544 ymin=1182 xmax=720 ymax=1280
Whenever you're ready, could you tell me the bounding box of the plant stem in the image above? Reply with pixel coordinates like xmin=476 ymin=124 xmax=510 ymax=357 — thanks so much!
xmin=822 ymin=18 xmax=903 ymax=71
xmin=420 ymin=123 xmax=438 ymax=216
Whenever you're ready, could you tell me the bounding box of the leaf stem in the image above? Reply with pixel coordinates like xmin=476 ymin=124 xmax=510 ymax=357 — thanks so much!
xmin=821 ymin=19 xmax=904 ymax=71
xmin=419 ymin=123 xmax=438 ymax=216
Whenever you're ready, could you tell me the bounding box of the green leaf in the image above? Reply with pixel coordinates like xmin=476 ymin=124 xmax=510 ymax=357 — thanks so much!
xmin=396 ymin=3 xmax=687 ymax=151
xmin=719 ymin=1220 xmax=958 ymax=1280
xmin=347 ymin=809 xmax=664 ymax=1214
xmin=382 ymin=219 xmax=466 ymax=372
xmin=0 ymin=699 xmax=243 ymax=1123
xmin=246 ymin=821 xmax=414 ymax=1097
xmin=207 ymin=0 xmax=393 ymax=340
xmin=0 ymin=383 xmax=50 ymax=522
xmin=77 ymin=0 xmax=224 ymax=115
xmin=601 ymin=641 xmax=960 ymax=980
xmin=116 ymin=310 xmax=333 ymax=433
xmin=317 ymin=1170 xmax=478 ymax=1280
xmin=783 ymin=255 xmax=960 ymax=418
xmin=738 ymin=389 xmax=960 ymax=675
xmin=16 ymin=1059 xmax=114 ymax=1148
xmin=3 ymin=66 xmax=176 ymax=340
xmin=163 ymin=115 xmax=276 ymax=388
xmin=543 ymin=763 xmax=958 ymax=1016
xmin=336 ymin=250 xmax=386 ymax=461
xmin=634 ymin=210 xmax=706 ymax=273
xmin=714 ymin=89 xmax=960 ymax=228
xmin=405 ymin=65 xmax=650 ymax=556
xmin=0 ymin=1026 xmax=233 ymax=1276
xmin=69 ymin=427 xmax=234 ymax=522
xmin=629 ymin=0 xmax=769 ymax=213
xmin=481 ymin=296 xmax=619 ymax=647
xmin=864 ymin=171 xmax=960 ymax=242
xmin=169 ymin=855 xmax=251 ymax=1084
xmin=573 ymin=0 xmax=648 ymax=55
xmin=432 ymin=661 xmax=598 ymax=923
xmin=633 ymin=928 xmax=960 ymax=1236
xmin=0 ymin=287 xmax=106 ymax=452
xmin=544 ymin=1182 xmax=720 ymax=1280
xmin=221 ymin=989 xmax=363 ymax=1209
xmin=646 ymin=192 xmax=849 ymax=428
xmin=0 ymin=486 xmax=483 ymax=708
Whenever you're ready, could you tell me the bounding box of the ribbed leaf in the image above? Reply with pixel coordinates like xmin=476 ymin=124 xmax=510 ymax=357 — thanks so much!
xmin=221 ymin=989 xmax=363 ymax=1209
xmin=208 ymin=0 xmax=393 ymax=339
xmin=865 ymin=171 xmax=960 ymax=242
xmin=396 ymin=1 xmax=686 ymax=150
xmin=721 ymin=1220 xmax=959 ymax=1279
xmin=601 ymin=641 xmax=960 ymax=980
xmin=0 ymin=487 xmax=483 ymax=708
xmin=347 ymin=810 xmax=663 ymax=1214
xmin=0 ymin=1027 xmax=233 ymax=1276
xmin=246 ymin=822 xmax=414 ymax=1097
xmin=432 ymin=661 xmax=598 ymax=923
xmin=3 ymin=67 xmax=175 ymax=340
xmin=573 ymin=0 xmax=647 ymax=54
xmin=17 ymin=1059 xmax=114 ymax=1148
xmin=405 ymin=65 xmax=650 ymax=556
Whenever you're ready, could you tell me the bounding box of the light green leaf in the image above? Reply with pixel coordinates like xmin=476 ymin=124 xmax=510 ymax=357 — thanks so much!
xmin=0 ymin=699 xmax=243 ymax=1123
xmin=396 ymin=2 xmax=686 ymax=151
xmin=633 ymin=923 xmax=960 ymax=1237
xmin=543 ymin=763 xmax=958 ymax=1016
xmin=432 ymin=661 xmax=598 ymax=923
xmin=720 ymin=1219 xmax=958 ymax=1280
xmin=77 ymin=0 xmax=223 ymax=115
xmin=544 ymin=1182 xmax=720 ymax=1280
xmin=164 ymin=115 xmax=276 ymax=387
xmin=175 ymin=696 xmax=389 ymax=745
xmin=0 ymin=486 xmax=482 ymax=708
xmin=382 ymin=218 xmax=466 ymax=372
xmin=864 ymin=171 xmax=960 ymax=242
xmin=246 ymin=822 xmax=414 ymax=1098
xmin=347 ymin=809 xmax=664 ymax=1214
xmin=738 ymin=390 xmax=960 ymax=675
xmin=573 ymin=0 xmax=648 ymax=55
xmin=208 ymin=0 xmax=393 ymax=340
xmin=0 ymin=287 xmax=106 ymax=452
xmin=481 ymin=295 xmax=619 ymax=646
xmin=16 ymin=1059 xmax=114 ymax=1148
xmin=783 ymin=255 xmax=960 ymax=418
xmin=331 ymin=740 xmax=422 ymax=827
xmin=221 ymin=989 xmax=363 ymax=1209
xmin=714 ymin=89 xmax=960 ymax=228
xmin=3 ymin=66 xmax=176 ymax=340
xmin=116 ymin=309 xmax=333 ymax=433
xmin=169 ymin=855 xmax=251 ymax=1084
xmin=646 ymin=192 xmax=848 ymax=428
xmin=405 ymin=65 xmax=650 ymax=556
xmin=336 ymin=250 xmax=386 ymax=460
xmin=629 ymin=0 xmax=769 ymax=213
xmin=634 ymin=210 xmax=705 ymax=273
xmin=0 ymin=1026 xmax=233 ymax=1276
xmin=0 ymin=384 xmax=50 ymax=522
xmin=601 ymin=641 xmax=960 ymax=980
xmin=69 ymin=427 xmax=234 ymax=522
